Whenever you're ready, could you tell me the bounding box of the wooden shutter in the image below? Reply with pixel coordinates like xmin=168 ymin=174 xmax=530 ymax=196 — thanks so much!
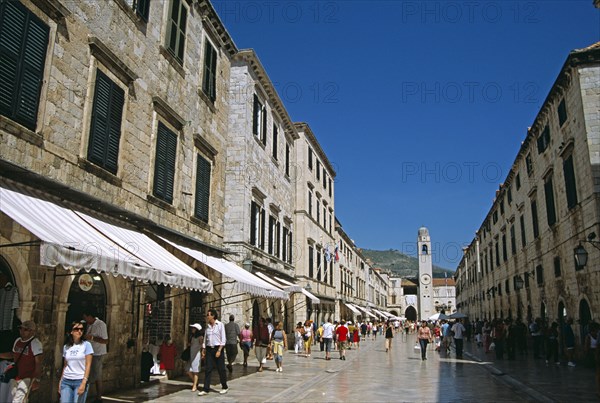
xmin=563 ymin=155 xmax=578 ymax=209
xmin=250 ymin=202 xmax=257 ymax=246
xmin=153 ymin=123 xmax=177 ymax=203
xmin=202 ymin=41 xmax=217 ymax=102
xmin=194 ymin=155 xmax=211 ymax=222
xmin=88 ymin=71 xmax=124 ymax=174
xmin=252 ymin=94 xmax=259 ymax=135
xmin=261 ymin=104 xmax=267 ymax=144
xmin=0 ymin=1 xmax=49 ymax=130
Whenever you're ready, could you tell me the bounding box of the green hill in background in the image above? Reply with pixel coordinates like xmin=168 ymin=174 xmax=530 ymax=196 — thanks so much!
xmin=361 ymin=249 xmax=454 ymax=279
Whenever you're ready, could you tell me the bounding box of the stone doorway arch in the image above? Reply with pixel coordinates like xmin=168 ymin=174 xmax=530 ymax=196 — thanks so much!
xmin=405 ymin=306 xmax=417 ymax=321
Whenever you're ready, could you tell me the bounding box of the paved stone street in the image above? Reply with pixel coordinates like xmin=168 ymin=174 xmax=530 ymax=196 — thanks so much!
xmin=102 ymin=333 xmax=596 ymax=402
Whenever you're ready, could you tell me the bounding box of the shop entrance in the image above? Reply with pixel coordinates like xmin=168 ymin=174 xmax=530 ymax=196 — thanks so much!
xmin=0 ymin=256 xmax=19 ymax=353
xmin=66 ymin=270 xmax=107 ymax=334
xmin=405 ymin=306 xmax=417 ymax=321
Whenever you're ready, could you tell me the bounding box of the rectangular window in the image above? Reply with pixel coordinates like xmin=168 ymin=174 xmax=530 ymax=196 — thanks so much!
xmin=308 ymin=245 xmax=314 ymax=278
xmin=544 ymin=175 xmax=557 ymax=227
xmin=282 ymin=226 xmax=288 ymax=262
xmin=497 ymin=283 xmax=502 ymax=296
xmin=287 ymin=231 xmax=292 ymax=264
xmin=526 ymin=153 xmax=533 ymax=177
xmin=87 ymin=70 xmax=125 ymax=174
xmin=166 ymin=0 xmax=187 ymax=64
xmin=329 ymin=260 xmax=333 ymax=285
xmin=502 ymin=234 xmax=507 ymax=262
xmin=563 ymin=154 xmax=578 ymax=209
xmin=525 ymin=272 xmax=530 ymax=288
xmin=493 ymin=210 xmax=498 ymax=224
xmin=558 ymin=99 xmax=567 ymax=127
xmin=510 ymin=225 xmax=516 ymax=255
xmin=316 ymin=199 xmax=320 ymax=223
xmin=505 ymin=279 xmax=509 ymax=294
xmin=316 ymin=161 xmax=321 ymax=180
xmin=275 ymin=222 xmax=281 ymax=258
xmin=323 ymin=170 xmax=327 ymax=188
xmin=495 ymin=242 xmax=500 ymax=267
xmin=537 ymin=126 xmax=550 ymax=154
xmin=194 ymin=155 xmax=211 ymax=222
xmin=272 ymin=124 xmax=278 ymax=160
xmin=268 ymin=215 xmax=275 ymax=255
xmin=250 ymin=201 xmax=265 ymax=248
xmin=554 ymin=256 xmax=561 ymax=278
xmin=308 ymin=148 xmax=313 ymax=170
xmin=134 ymin=0 xmax=151 ymax=22
xmin=520 ymin=215 xmax=526 ymax=248
xmin=531 ymin=199 xmax=539 ymax=239
xmin=308 ymin=190 xmax=312 ymax=216
xmin=316 ymin=249 xmax=321 ymax=281
xmin=507 ymin=186 xmax=512 ymax=204
xmin=285 ymin=143 xmax=290 ymax=177
xmin=328 ymin=178 xmax=332 ymax=197
xmin=516 ymin=173 xmax=521 ymax=190
xmin=322 ymin=206 xmax=326 ymax=228
xmin=0 ymin=0 xmax=50 ymax=130
xmin=252 ymin=94 xmax=266 ymax=144
xmin=500 ymin=198 xmax=505 ymax=216
xmin=153 ymin=123 xmax=177 ymax=203
xmin=536 ymin=265 xmax=544 ymax=285
xmin=489 ymin=248 xmax=494 ymax=271
xmin=202 ymin=39 xmax=217 ymax=102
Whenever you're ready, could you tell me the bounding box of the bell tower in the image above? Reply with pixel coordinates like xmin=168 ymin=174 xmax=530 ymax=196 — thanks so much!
xmin=418 ymin=227 xmax=434 ymax=320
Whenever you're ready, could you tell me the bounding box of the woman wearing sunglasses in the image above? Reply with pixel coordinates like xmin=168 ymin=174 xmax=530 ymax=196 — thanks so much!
xmin=59 ymin=321 xmax=93 ymax=402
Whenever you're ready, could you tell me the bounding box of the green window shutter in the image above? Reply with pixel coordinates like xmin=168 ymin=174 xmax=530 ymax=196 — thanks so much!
xmin=250 ymin=202 xmax=257 ymax=246
xmin=88 ymin=70 xmax=124 ymax=174
xmin=252 ymin=94 xmax=259 ymax=135
xmin=194 ymin=155 xmax=211 ymax=222
xmin=202 ymin=41 xmax=216 ymax=102
xmin=153 ymin=123 xmax=177 ymax=203
xmin=0 ymin=1 xmax=49 ymax=130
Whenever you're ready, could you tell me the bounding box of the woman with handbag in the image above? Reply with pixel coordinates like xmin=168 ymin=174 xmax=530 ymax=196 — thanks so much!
xmin=59 ymin=321 xmax=93 ymax=403
xmin=187 ymin=324 xmax=202 ymax=391
xmin=417 ymin=321 xmax=433 ymax=361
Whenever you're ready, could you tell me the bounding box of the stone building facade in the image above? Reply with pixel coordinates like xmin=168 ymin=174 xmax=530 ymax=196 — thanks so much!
xmin=223 ymin=49 xmax=300 ymax=331
xmin=455 ymin=43 xmax=600 ymax=348
xmin=293 ymin=123 xmax=338 ymax=322
xmin=0 ymin=0 xmax=397 ymax=400
xmin=0 ymin=0 xmax=241 ymax=399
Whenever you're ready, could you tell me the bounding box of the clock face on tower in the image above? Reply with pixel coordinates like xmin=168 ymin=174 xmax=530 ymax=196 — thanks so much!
xmin=421 ymin=274 xmax=431 ymax=285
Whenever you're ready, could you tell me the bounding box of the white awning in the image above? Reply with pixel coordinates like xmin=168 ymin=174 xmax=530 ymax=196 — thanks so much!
xmin=252 ymin=272 xmax=318 ymax=303
xmin=372 ymin=308 xmax=390 ymax=318
xmin=0 ymin=186 xmax=212 ymax=292
xmin=160 ymin=238 xmax=288 ymax=300
xmin=354 ymin=305 xmax=377 ymax=318
xmin=344 ymin=302 xmax=361 ymax=314
xmin=271 ymin=276 xmax=320 ymax=304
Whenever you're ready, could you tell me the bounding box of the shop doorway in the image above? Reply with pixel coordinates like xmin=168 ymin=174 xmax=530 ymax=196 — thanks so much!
xmin=143 ymin=285 xmax=173 ymax=344
xmin=579 ymin=299 xmax=592 ymax=343
xmin=0 ymin=256 xmax=19 ymax=353
xmin=66 ymin=270 xmax=107 ymax=336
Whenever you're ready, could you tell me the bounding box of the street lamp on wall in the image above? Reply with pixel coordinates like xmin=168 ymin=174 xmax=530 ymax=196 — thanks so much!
xmin=574 ymin=244 xmax=588 ymax=269
xmin=514 ymin=276 xmax=524 ymax=290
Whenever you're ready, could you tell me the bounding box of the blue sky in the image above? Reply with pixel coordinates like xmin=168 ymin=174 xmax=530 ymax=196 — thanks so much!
xmin=214 ymin=1 xmax=600 ymax=269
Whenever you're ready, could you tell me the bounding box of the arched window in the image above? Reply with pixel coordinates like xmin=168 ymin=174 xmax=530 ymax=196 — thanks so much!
xmin=422 ymin=244 xmax=428 ymax=254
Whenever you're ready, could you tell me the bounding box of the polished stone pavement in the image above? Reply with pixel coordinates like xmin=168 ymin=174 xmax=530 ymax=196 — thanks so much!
xmin=100 ymin=331 xmax=600 ymax=402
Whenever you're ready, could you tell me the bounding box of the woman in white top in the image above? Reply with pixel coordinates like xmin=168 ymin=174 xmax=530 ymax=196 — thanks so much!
xmin=59 ymin=321 xmax=93 ymax=403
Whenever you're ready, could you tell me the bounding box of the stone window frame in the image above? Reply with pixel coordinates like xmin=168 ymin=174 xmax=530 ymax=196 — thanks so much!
xmin=159 ymin=0 xmax=189 ymax=77
xmin=79 ymin=52 xmax=135 ymax=186
xmin=199 ymin=34 xmax=219 ymax=108
xmin=190 ymin=136 xmax=217 ymax=228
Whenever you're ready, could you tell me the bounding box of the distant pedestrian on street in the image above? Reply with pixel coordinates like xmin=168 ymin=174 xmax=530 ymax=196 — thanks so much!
xmin=322 ymin=318 xmax=334 ymax=360
xmin=270 ymin=321 xmax=287 ymax=372
xmin=562 ymin=318 xmax=576 ymax=367
xmin=82 ymin=309 xmax=108 ymax=402
xmin=545 ymin=322 xmax=559 ymax=366
xmin=198 ymin=309 xmax=229 ymax=396
xmin=385 ymin=320 xmax=394 ymax=353
xmin=418 ymin=321 xmax=432 ymax=360
xmin=451 ymin=319 xmax=466 ymax=359
xmin=530 ymin=318 xmax=543 ymax=359
xmin=303 ymin=320 xmax=313 ymax=357
xmin=583 ymin=321 xmax=598 ymax=369
xmin=59 ymin=321 xmax=92 ymax=403
xmin=491 ymin=319 xmax=506 ymax=360
xmin=336 ymin=321 xmax=349 ymax=360
xmin=187 ymin=323 xmax=202 ymax=392
xmin=441 ymin=320 xmax=452 ymax=353
xmin=224 ymin=315 xmax=240 ymax=373
xmin=294 ymin=322 xmax=303 ymax=354
xmin=253 ymin=318 xmax=270 ymax=372
xmin=239 ymin=323 xmax=253 ymax=368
